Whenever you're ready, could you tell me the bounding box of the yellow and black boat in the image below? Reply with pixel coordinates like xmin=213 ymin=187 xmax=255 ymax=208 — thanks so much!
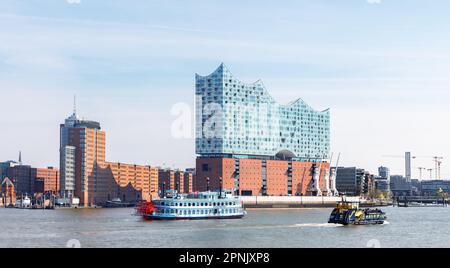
xmin=328 ymin=200 xmax=386 ymax=225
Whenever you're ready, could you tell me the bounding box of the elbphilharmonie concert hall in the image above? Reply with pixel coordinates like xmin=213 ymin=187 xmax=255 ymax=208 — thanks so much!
xmin=194 ymin=64 xmax=336 ymax=197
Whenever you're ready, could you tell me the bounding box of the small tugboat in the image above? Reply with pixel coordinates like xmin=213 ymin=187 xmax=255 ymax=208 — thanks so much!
xmin=328 ymin=199 xmax=386 ymax=225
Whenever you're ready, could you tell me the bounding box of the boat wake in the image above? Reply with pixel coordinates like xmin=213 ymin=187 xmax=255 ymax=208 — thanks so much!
xmin=290 ymin=223 xmax=344 ymax=228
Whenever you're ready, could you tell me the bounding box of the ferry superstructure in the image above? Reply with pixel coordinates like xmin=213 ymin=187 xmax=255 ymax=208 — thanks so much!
xmin=136 ymin=190 xmax=246 ymax=220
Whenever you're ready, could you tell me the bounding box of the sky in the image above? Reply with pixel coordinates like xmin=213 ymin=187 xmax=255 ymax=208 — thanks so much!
xmin=1 ymin=0 xmax=450 ymax=178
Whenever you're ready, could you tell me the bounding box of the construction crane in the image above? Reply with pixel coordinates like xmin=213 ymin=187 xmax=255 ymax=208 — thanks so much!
xmin=413 ymin=156 xmax=444 ymax=180
xmin=427 ymin=168 xmax=434 ymax=180
xmin=417 ymin=167 xmax=427 ymax=180
xmin=382 ymin=154 xmax=444 ymax=180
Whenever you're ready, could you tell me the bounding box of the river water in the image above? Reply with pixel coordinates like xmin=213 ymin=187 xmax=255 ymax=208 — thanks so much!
xmin=0 ymin=206 xmax=448 ymax=248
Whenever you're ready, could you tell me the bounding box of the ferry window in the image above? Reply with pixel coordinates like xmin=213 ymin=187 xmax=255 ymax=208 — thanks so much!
xmin=213 ymin=203 xmax=216 ymax=206
xmin=161 ymin=202 xmax=165 ymax=206
xmin=188 ymin=203 xmax=191 ymax=206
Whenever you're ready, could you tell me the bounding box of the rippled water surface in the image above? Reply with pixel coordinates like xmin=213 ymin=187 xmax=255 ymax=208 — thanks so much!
xmin=0 ymin=207 xmax=448 ymax=248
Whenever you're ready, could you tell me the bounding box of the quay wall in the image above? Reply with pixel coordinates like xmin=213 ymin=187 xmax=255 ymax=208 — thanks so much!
xmin=240 ymin=196 xmax=361 ymax=208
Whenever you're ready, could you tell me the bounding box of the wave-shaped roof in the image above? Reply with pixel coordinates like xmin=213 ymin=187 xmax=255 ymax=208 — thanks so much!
xmin=196 ymin=63 xmax=329 ymax=114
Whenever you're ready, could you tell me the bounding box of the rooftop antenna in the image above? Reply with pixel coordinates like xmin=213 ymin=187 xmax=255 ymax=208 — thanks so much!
xmin=73 ymin=94 xmax=77 ymax=115
xmin=19 ymin=151 xmax=22 ymax=165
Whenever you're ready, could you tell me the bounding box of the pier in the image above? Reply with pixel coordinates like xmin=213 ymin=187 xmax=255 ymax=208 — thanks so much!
xmin=394 ymin=196 xmax=448 ymax=207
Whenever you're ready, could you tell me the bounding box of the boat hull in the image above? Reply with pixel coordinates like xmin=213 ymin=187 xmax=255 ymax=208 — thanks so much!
xmin=328 ymin=206 xmax=386 ymax=226
xmin=143 ymin=214 xmax=245 ymax=221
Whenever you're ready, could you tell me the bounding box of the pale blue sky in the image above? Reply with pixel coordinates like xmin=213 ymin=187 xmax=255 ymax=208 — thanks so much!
xmin=1 ymin=0 xmax=450 ymax=178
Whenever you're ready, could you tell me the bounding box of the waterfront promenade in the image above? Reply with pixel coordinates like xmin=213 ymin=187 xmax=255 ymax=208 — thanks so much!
xmin=240 ymin=196 xmax=360 ymax=208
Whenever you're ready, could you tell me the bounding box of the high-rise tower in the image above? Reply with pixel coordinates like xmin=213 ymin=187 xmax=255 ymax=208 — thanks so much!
xmin=59 ymin=99 xmax=104 ymax=205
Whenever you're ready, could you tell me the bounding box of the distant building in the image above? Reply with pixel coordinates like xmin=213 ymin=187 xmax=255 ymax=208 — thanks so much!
xmin=364 ymin=172 xmax=375 ymax=195
xmin=374 ymin=177 xmax=390 ymax=192
xmin=1 ymin=177 xmax=16 ymax=207
xmin=158 ymin=169 xmax=175 ymax=196
xmin=405 ymin=152 xmax=412 ymax=182
xmin=60 ymin=146 xmax=76 ymax=198
xmin=410 ymin=179 xmax=421 ymax=195
xmin=336 ymin=167 xmax=366 ymax=196
xmin=0 ymin=161 xmax=19 ymax=180
xmin=390 ymin=175 xmax=412 ymax=196
xmin=420 ymin=180 xmax=450 ymax=196
xmin=31 ymin=167 xmax=59 ymax=194
xmin=7 ymin=165 xmax=32 ymax=195
xmin=378 ymin=166 xmax=390 ymax=179
xmin=184 ymin=172 xmax=194 ymax=194
xmin=6 ymin=165 xmax=59 ymax=196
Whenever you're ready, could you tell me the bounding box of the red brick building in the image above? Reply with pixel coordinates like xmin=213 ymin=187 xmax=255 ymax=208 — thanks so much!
xmin=1 ymin=177 xmax=16 ymax=207
xmin=194 ymin=157 xmax=330 ymax=196
xmin=31 ymin=167 xmax=59 ymax=194
xmin=60 ymin=110 xmax=194 ymax=206
xmin=6 ymin=166 xmax=60 ymax=196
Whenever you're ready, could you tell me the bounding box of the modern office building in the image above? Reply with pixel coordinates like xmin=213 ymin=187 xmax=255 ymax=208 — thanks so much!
xmin=60 ymin=146 xmax=76 ymax=197
xmin=405 ymin=152 xmax=412 ymax=182
xmin=61 ymin=109 xmax=106 ymax=205
xmin=59 ymin=104 xmax=103 ymax=199
xmin=390 ymin=175 xmax=412 ymax=196
xmin=335 ymin=167 xmax=366 ymax=196
xmin=420 ymin=180 xmax=450 ymax=196
xmin=374 ymin=177 xmax=390 ymax=192
xmin=378 ymin=166 xmax=390 ymax=179
xmin=194 ymin=64 xmax=333 ymax=196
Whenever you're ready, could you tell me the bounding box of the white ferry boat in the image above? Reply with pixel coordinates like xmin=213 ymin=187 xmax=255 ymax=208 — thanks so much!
xmin=136 ymin=189 xmax=246 ymax=220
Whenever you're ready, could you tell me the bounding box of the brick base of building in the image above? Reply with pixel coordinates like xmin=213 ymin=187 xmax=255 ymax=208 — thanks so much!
xmin=194 ymin=157 xmax=330 ymax=196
